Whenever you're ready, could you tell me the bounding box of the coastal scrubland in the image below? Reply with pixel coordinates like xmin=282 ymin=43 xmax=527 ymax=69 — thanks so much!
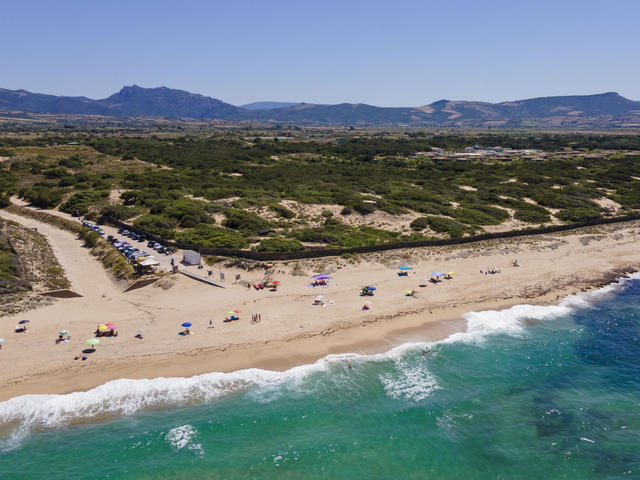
xmin=1 ymin=131 xmax=640 ymax=252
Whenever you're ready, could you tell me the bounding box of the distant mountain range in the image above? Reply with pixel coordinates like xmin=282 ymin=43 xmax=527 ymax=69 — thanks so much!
xmin=241 ymin=101 xmax=300 ymax=110
xmin=1 ymin=85 xmax=639 ymax=128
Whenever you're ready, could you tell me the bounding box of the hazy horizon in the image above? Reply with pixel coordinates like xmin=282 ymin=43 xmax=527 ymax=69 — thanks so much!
xmin=1 ymin=0 xmax=639 ymax=106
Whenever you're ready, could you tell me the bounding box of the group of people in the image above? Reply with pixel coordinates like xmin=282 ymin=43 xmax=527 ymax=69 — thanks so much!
xmin=251 ymin=314 xmax=262 ymax=324
xmin=481 ymin=267 xmax=501 ymax=275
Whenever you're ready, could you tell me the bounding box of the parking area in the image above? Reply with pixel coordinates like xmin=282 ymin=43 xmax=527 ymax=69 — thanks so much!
xmin=79 ymin=219 xmax=180 ymax=272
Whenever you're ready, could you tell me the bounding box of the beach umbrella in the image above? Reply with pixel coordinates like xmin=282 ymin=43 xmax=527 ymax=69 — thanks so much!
xmin=398 ymin=266 xmax=412 ymax=270
xmin=106 ymin=322 xmax=116 ymax=329
xmin=86 ymin=339 xmax=100 ymax=347
xmin=137 ymin=329 xmax=144 ymax=333
xmin=59 ymin=330 xmax=69 ymax=335
xmin=272 ymin=281 xmax=280 ymax=285
xmin=234 ymin=309 xmax=242 ymax=314
xmin=181 ymin=322 xmax=192 ymax=327
xmin=431 ymin=272 xmax=444 ymax=277
xmin=18 ymin=320 xmax=30 ymax=324
xmin=315 ymin=295 xmax=324 ymax=299
xmin=312 ymin=274 xmax=331 ymax=280
xmin=0 ymin=338 xmax=4 ymax=343
xmin=98 ymin=325 xmax=109 ymax=332
xmin=367 ymin=286 xmax=376 ymax=291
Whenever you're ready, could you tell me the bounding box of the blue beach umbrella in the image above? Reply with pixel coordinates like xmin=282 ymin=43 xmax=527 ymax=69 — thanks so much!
xmin=367 ymin=286 xmax=376 ymax=291
xmin=431 ymin=272 xmax=444 ymax=277
xmin=398 ymin=266 xmax=412 ymax=270
xmin=181 ymin=322 xmax=192 ymax=327
xmin=18 ymin=320 xmax=30 ymax=324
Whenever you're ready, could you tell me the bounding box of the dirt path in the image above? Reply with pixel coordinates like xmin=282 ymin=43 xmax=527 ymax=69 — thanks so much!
xmin=10 ymin=197 xmax=180 ymax=272
xmin=0 ymin=209 xmax=121 ymax=298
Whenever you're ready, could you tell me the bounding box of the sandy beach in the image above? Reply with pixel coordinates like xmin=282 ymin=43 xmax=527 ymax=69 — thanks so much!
xmin=1 ymin=208 xmax=639 ymax=402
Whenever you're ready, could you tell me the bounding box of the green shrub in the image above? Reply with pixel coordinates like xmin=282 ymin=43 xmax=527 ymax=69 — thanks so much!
xmin=556 ymin=207 xmax=602 ymax=223
xmin=269 ymin=203 xmax=296 ymax=219
xmin=79 ymin=229 xmax=100 ymax=247
xmin=453 ymin=204 xmax=510 ymax=226
xmin=353 ymin=201 xmax=377 ymax=215
xmin=100 ymin=204 xmax=146 ymax=221
xmin=223 ymin=209 xmax=271 ymax=234
xmin=511 ymin=201 xmax=551 ymax=223
xmin=175 ymin=224 xmax=249 ymax=249
xmin=21 ymin=186 xmax=64 ymax=209
xmin=340 ymin=207 xmax=353 ymax=215
xmin=133 ymin=214 xmax=179 ymax=239
xmin=60 ymin=190 xmax=109 ymax=215
xmin=164 ymin=197 xmax=214 ymax=228
xmin=409 ymin=217 xmax=430 ymax=231
xmin=424 ymin=216 xmax=472 ymax=238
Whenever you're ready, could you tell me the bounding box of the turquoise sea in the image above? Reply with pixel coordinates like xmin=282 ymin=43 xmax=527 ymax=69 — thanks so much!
xmin=1 ymin=275 xmax=639 ymax=479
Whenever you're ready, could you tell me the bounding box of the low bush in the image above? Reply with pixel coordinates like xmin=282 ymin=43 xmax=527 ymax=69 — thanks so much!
xmin=133 ymin=214 xmax=179 ymax=239
xmin=21 ymin=186 xmax=64 ymax=209
xmin=223 ymin=209 xmax=271 ymax=234
xmin=175 ymin=224 xmax=249 ymax=249
xmin=269 ymin=203 xmax=296 ymax=219
xmin=100 ymin=204 xmax=146 ymax=221
xmin=409 ymin=217 xmax=430 ymax=231
xmin=556 ymin=207 xmax=602 ymax=223
xmin=60 ymin=190 xmax=109 ymax=215
xmin=424 ymin=216 xmax=472 ymax=238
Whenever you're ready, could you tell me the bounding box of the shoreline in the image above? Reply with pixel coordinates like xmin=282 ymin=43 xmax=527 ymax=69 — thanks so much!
xmin=0 ymin=267 xmax=630 ymax=403
xmin=1 ymin=209 xmax=639 ymax=405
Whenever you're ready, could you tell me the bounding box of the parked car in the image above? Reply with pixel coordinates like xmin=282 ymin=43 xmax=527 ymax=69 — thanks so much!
xmin=138 ymin=234 xmax=147 ymax=242
xmin=147 ymin=241 xmax=155 ymax=248
xmin=107 ymin=235 xmax=114 ymax=242
xmin=98 ymin=229 xmax=105 ymax=235
xmin=153 ymin=243 xmax=163 ymax=251
xmin=117 ymin=228 xmax=124 ymax=234
xmin=122 ymin=230 xmax=130 ymax=236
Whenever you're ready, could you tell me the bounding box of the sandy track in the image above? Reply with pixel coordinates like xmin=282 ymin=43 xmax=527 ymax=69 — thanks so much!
xmin=0 ymin=210 xmax=120 ymax=297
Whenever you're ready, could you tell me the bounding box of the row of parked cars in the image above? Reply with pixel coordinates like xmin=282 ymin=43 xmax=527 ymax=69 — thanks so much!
xmin=115 ymin=228 xmax=171 ymax=254
xmin=81 ymin=220 xmax=105 ymax=235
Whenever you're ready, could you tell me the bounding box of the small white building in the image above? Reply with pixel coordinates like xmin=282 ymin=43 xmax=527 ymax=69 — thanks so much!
xmin=182 ymin=250 xmax=201 ymax=266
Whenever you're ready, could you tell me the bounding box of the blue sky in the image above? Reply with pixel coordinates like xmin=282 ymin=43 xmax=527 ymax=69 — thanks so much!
xmin=1 ymin=0 xmax=638 ymax=106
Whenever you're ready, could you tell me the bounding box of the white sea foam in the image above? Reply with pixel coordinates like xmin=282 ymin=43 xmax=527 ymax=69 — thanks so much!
xmin=380 ymin=361 xmax=439 ymax=402
xmin=165 ymin=424 xmax=204 ymax=455
xmin=0 ymin=273 xmax=636 ymax=449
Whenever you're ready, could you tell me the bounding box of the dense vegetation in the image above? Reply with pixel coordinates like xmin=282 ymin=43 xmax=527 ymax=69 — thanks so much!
xmin=0 ymin=228 xmax=21 ymax=285
xmin=1 ymin=132 xmax=640 ymax=252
